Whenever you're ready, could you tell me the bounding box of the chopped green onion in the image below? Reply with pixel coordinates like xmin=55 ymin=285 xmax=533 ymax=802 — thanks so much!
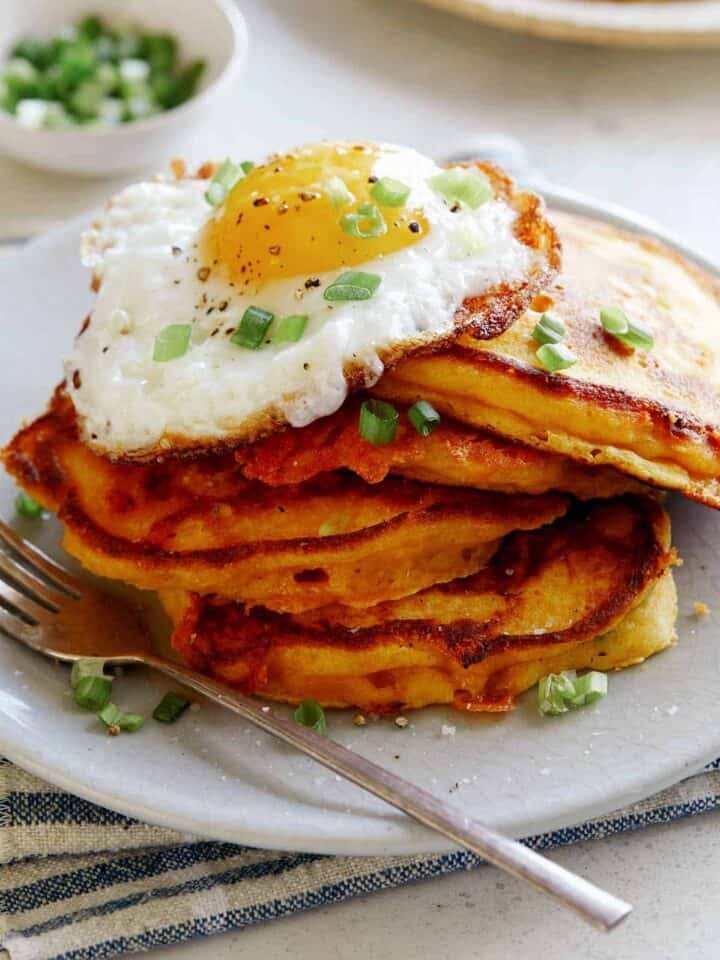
xmin=617 ymin=319 xmax=654 ymax=350
xmin=599 ymin=306 xmax=629 ymax=336
xmin=141 ymin=34 xmax=177 ymax=74
xmin=78 ymin=16 xmax=104 ymax=42
xmin=359 ymin=399 xmax=399 ymax=446
xmin=98 ymin=702 xmax=145 ymax=733
xmin=119 ymin=712 xmax=145 ymax=732
xmin=428 ymin=168 xmax=493 ymax=209
xmin=538 ymin=672 xmax=576 ymax=716
xmin=567 ymin=671 xmax=607 ymax=707
xmin=98 ymin=702 xmax=123 ymax=728
xmin=165 ymin=59 xmax=204 ymax=109
xmin=231 ymin=306 xmax=274 ymax=350
xmin=0 ymin=18 xmax=206 ymax=128
xmin=15 ymin=490 xmax=44 ymax=519
xmin=205 ymin=158 xmax=242 ymax=206
xmin=272 ymin=314 xmax=308 ymax=343
xmin=536 ymin=342 xmax=577 ymax=373
xmin=370 ymin=177 xmax=411 ymax=207
xmin=532 ymin=313 xmax=566 ymax=345
xmin=153 ymin=323 xmax=192 ymax=362
xmin=340 ymin=203 xmax=387 ymax=239
xmin=324 ymin=175 xmax=353 ymax=208
xmin=323 ymin=270 xmax=382 ymax=302
xmin=153 ymin=691 xmax=191 ymax=724
xmin=70 ymin=78 xmax=105 ymax=118
xmin=71 ymin=658 xmax=107 ymax=689
xmin=600 ymin=306 xmax=654 ymax=350
xmin=294 ymin=700 xmax=327 ymax=734
xmin=408 ymin=400 xmax=441 ymax=437
xmin=619 ymin=319 xmax=654 ymax=350
xmin=240 ymin=160 xmax=255 ymax=174
xmin=538 ymin=670 xmax=607 ymax=717
xmin=73 ymin=675 xmax=113 ymax=712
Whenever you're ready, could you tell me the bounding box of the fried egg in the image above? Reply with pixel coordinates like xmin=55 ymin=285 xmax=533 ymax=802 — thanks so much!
xmin=69 ymin=142 xmax=557 ymax=459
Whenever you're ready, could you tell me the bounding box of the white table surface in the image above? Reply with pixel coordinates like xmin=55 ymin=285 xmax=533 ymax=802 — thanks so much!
xmin=1 ymin=0 xmax=719 ymax=957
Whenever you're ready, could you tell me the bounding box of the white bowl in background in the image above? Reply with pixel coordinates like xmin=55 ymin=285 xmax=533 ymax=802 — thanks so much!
xmin=0 ymin=0 xmax=248 ymax=176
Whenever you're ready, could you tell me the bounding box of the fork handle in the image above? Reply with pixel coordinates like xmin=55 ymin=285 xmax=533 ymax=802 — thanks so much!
xmin=145 ymin=654 xmax=631 ymax=930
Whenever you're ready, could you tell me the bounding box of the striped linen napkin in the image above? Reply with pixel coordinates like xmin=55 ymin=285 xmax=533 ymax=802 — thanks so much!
xmin=2 ymin=757 xmax=720 ymax=960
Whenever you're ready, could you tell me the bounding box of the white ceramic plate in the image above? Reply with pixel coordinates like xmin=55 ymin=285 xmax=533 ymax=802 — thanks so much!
xmin=413 ymin=0 xmax=720 ymax=49
xmin=1 ymin=194 xmax=719 ymax=857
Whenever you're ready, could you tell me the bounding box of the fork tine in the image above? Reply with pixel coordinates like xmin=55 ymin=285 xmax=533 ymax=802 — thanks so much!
xmin=0 ymin=519 xmax=81 ymax=598
xmin=0 ymin=575 xmax=53 ymax=624
xmin=0 ymin=548 xmax=63 ymax=610
xmin=0 ymin=604 xmax=39 ymax=643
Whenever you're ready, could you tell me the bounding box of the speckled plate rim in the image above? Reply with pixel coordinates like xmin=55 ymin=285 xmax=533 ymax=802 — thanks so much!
xmin=413 ymin=0 xmax=720 ymax=49
xmin=0 ymin=189 xmax=719 ymax=856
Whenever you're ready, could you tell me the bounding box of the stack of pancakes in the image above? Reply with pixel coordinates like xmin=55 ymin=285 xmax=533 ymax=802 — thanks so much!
xmin=6 ymin=177 xmax=719 ymax=716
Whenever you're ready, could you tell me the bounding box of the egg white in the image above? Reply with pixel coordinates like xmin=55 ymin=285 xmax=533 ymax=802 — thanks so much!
xmin=70 ymin=145 xmax=539 ymax=457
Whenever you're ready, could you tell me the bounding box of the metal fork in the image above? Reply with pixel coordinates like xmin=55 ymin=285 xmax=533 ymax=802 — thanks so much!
xmin=0 ymin=516 xmax=631 ymax=930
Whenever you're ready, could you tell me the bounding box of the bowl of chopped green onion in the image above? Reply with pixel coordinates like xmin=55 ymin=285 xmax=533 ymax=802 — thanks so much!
xmin=0 ymin=0 xmax=247 ymax=175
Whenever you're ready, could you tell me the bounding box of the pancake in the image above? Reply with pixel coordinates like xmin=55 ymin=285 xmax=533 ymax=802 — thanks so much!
xmin=375 ymin=210 xmax=720 ymax=508
xmin=3 ymin=389 xmax=567 ymax=612
xmin=237 ymin=394 xmax=645 ymax=499
xmin=164 ymin=496 xmax=676 ymax=713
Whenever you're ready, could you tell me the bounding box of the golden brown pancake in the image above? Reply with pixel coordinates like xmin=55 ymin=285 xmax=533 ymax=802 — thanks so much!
xmin=3 ymin=390 xmax=567 ymax=612
xmin=165 ymin=496 xmax=676 ymax=713
xmin=237 ymin=394 xmax=645 ymax=499
xmin=375 ymin=210 xmax=720 ymax=508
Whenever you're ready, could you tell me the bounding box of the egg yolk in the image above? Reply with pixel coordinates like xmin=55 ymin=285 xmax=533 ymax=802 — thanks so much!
xmin=202 ymin=143 xmax=428 ymax=291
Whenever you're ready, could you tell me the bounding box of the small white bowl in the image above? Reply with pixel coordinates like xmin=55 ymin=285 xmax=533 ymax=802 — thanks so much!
xmin=0 ymin=0 xmax=248 ymax=176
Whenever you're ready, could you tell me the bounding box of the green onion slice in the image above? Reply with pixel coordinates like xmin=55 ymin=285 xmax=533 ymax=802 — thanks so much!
xmin=98 ymin=702 xmax=145 ymax=732
xmin=428 ymin=168 xmax=493 ymax=209
xmin=15 ymin=490 xmax=44 ymax=519
xmin=73 ymin=675 xmax=113 ymax=712
xmin=294 ymin=700 xmax=327 ymax=734
xmin=370 ymin=177 xmax=411 ymax=207
xmin=340 ymin=203 xmax=386 ymax=239
xmin=618 ymin=318 xmax=654 ymax=350
xmin=408 ymin=400 xmax=441 ymax=437
xmin=272 ymin=314 xmax=308 ymax=344
xmin=600 ymin=306 xmax=654 ymax=350
xmin=538 ymin=670 xmax=607 ymax=717
xmin=240 ymin=160 xmax=255 ymax=174
xmin=119 ymin=712 xmax=145 ymax=732
xmin=536 ymin=342 xmax=576 ymax=373
xmin=324 ymin=175 xmax=353 ymax=208
xmin=323 ymin=271 xmax=382 ymax=302
xmin=98 ymin=702 xmax=123 ymax=728
xmin=599 ymin=306 xmax=629 ymax=336
xmin=205 ymin=158 xmax=243 ymax=206
xmin=231 ymin=306 xmax=274 ymax=350
xmin=153 ymin=691 xmax=191 ymax=724
xmin=71 ymin=658 xmax=107 ymax=689
xmin=153 ymin=324 xmax=192 ymax=362
xmin=359 ymin=399 xmax=399 ymax=446
xmin=532 ymin=313 xmax=566 ymax=346
xmin=567 ymin=671 xmax=608 ymax=707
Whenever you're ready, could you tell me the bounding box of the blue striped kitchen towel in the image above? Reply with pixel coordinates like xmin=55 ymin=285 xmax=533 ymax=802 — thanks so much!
xmin=2 ymin=756 xmax=720 ymax=960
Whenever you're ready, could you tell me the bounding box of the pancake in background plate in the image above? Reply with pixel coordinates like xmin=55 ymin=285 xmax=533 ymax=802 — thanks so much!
xmin=375 ymin=210 xmax=720 ymax=508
